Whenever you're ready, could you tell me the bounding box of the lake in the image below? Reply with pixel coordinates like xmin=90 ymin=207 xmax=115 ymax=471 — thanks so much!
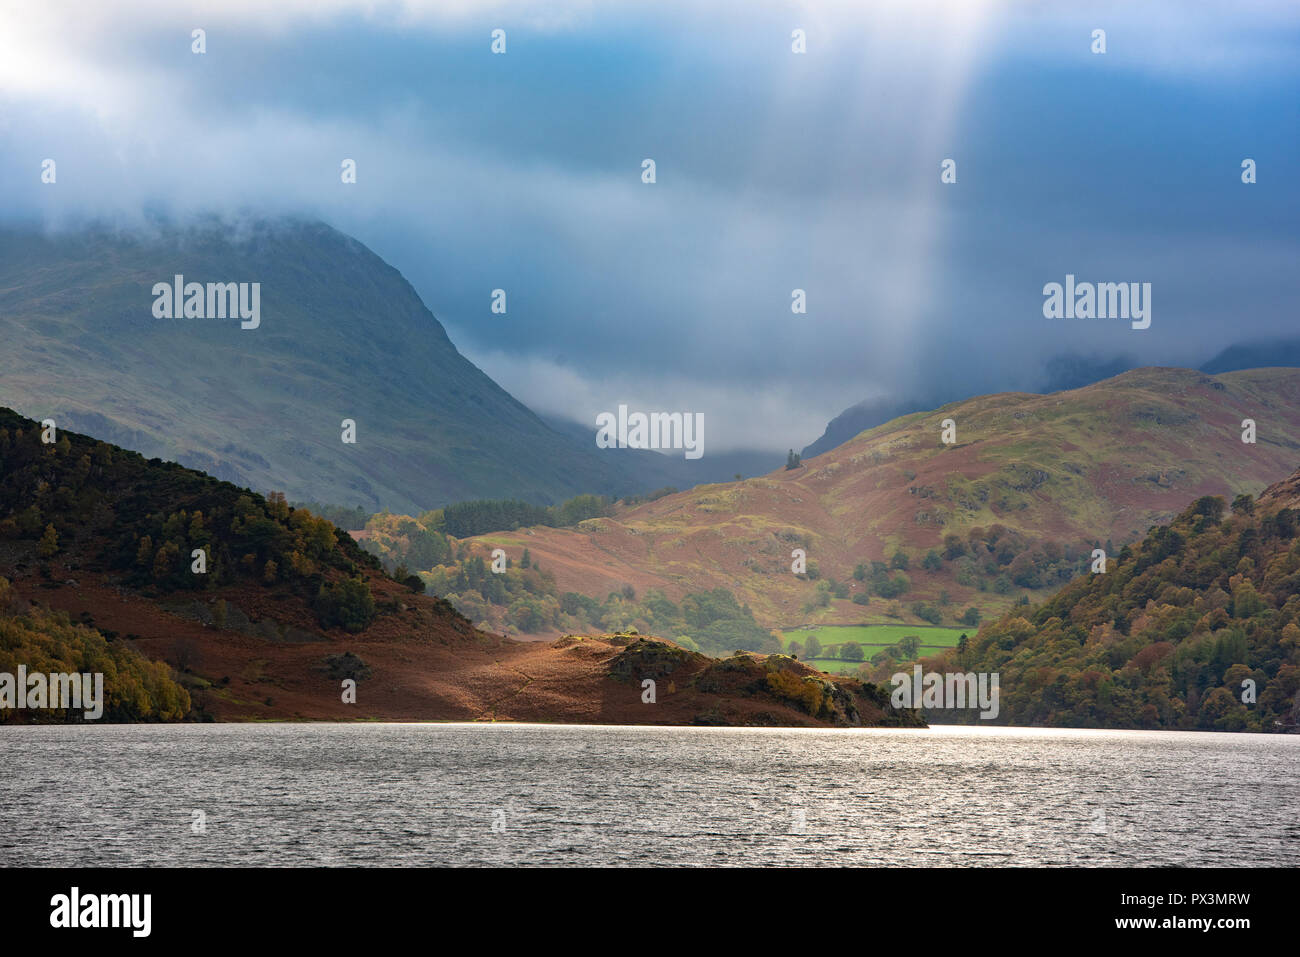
xmin=1 ymin=723 xmax=1296 ymax=866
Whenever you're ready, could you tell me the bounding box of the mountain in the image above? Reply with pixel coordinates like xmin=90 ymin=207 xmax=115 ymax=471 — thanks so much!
xmin=542 ymin=414 xmax=782 ymax=488
xmin=801 ymin=395 xmax=935 ymax=460
xmin=0 ymin=407 xmax=916 ymax=727
xmin=1201 ymin=338 xmax=1300 ymax=374
xmin=801 ymin=354 xmax=1138 ymax=461
xmin=800 ymin=346 xmax=1256 ymax=465
xmin=925 ymin=469 xmax=1300 ymax=731
xmin=461 ymin=367 xmax=1300 ymax=633
xmin=1038 ymin=352 xmax=1136 ymax=393
xmin=0 ymin=218 xmax=665 ymax=514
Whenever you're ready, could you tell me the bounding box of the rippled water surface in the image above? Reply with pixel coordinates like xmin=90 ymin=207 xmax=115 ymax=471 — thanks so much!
xmin=1 ymin=723 xmax=1296 ymax=866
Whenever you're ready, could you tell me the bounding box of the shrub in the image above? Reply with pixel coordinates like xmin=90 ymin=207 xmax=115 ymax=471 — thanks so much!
xmin=875 ymin=573 xmax=910 ymax=598
xmin=315 ymin=577 xmax=377 ymax=633
xmin=765 ymin=669 xmax=825 ymax=715
xmin=911 ymin=601 xmax=942 ymax=625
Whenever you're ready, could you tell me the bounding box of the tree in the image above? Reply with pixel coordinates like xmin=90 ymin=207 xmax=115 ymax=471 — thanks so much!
xmin=508 ymin=599 xmax=544 ymax=632
xmin=891 ymin=550 xmax=910 ymax=570
xmin=960 ymin=606 xmax=981 ymax=627
xmin=875 ymin=573 xmax=910 ymax=598
xmin=266 ymin=490 xmax=290 ymax=521
xmin=911 ymin=601 xmax=942 ymax=624
xmin=840 ymin=642 xmax=864 ymax=661
xmin=1009 ymin=553 xmax=1043 ymax=589
xmin=37 ymin=523 xmax=59 ymax=558
xmin=1197 ymin=687 xmax=1241 ymax=730
xmin=548 ymin=494 xmax=613 ymax=526
xmin=921 ymin=550 xmax=943 ymax=571
xmin=153 ymin=541 xmax=181 ymax=581
xmin=804 ymin=635 xmax=822 ymax=659
xmin=785 ymin=449 xmax=802 ymax=470
xmin=316 ymin=577 xmax=377 ymax=633
xmin=188 ymin=511 xmax=209 ymax=545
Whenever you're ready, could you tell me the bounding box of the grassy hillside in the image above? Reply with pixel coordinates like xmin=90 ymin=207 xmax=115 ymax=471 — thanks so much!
xmin=464 ymin=367 xmax=1300 ymax=632
xmin=921 ymin=474 xmax=1300 ymax=731
xmin=0 ymin=218 xmax=667 ymax=512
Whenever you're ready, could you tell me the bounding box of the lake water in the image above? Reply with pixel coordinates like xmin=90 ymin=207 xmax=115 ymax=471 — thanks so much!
xmin=1 ymin=723 xmax=1296 ymax=866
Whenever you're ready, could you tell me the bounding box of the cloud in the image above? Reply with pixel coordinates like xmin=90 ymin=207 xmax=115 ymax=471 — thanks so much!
xmin=464 ymin=349 xmax=847 ymax=453
xmin=2 ymin=0 xmax=1297 ymax=453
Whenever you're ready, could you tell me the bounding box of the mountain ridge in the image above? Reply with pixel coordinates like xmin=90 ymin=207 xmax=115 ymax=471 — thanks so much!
xmin=0 ymin=217 xmax=671 ymax=513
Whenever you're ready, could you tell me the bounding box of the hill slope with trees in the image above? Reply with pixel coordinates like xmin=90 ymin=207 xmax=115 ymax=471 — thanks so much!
xmin=928 ymin=471 xmax=1300 ymax=731
xmin=0 ymin=408 xmax=910 ymax=726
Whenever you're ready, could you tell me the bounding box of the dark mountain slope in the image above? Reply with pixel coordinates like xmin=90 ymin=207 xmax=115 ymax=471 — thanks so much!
xmin=1201 ymin=338 xmax=1300 ymax=374
xmin=801 ymin=394 xmax=934 ymax=460
xmin=0 ymin=218 xmax=655 ymax=512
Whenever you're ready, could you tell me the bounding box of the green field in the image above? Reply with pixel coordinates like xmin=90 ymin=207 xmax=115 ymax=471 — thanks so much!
xmin=796 ymin=657 xmax=872 ymax=675
xmin=782 ymin=623 xmax=969 ymax=650
xmin=780 ymin=624 xmax=968 ymax=672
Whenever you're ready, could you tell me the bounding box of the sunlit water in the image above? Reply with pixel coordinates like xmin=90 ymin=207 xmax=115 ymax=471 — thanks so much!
xmin=1 ymin=723 xmax=1296 ymax=866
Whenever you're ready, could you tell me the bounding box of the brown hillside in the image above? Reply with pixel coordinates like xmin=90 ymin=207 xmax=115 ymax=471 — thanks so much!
xmin=0 ymin=408 xmax=903 ymax=726
xmin=468 ymin=368 xmax=1300 ymax=630
xmin=4 ymin=568 xmax=908 ymax=726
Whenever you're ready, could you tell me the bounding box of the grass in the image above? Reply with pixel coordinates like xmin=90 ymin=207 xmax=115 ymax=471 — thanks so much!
xmin=781 ymin=624 xmax=971 ymax=675
xmin=781 ymin=623 xmax=969 ymax=651
xmin=800 ymin=658 xmax=870 ymax=675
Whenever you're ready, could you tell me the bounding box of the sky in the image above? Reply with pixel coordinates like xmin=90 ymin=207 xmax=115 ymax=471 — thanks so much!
xmin=1 ymin=0 xmax=1297 ymax=453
